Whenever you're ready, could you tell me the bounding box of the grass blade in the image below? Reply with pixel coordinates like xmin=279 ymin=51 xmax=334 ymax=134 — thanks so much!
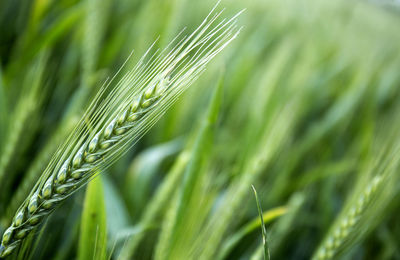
xmin=218 ymin=206 xmax=286 ymax=260
xmin=155 ymin=74 xmax=224 ymax=260
xmin=251 ymin=185 xmax=270 ymax=260
xmin=78 ymin=176 xmax=107 ymax=260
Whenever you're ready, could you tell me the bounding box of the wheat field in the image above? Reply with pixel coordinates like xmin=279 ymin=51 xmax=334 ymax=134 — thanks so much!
xmin=0 ymin=0 xmax=400 ymax=259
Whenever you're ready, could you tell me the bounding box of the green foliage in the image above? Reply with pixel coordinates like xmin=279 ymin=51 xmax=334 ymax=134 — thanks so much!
xmin=1 ymin=0 xmax=400 ymax=259
xmin=218 ymin=205 xmax=286 ymax=260
xmin=78 ymin=176 xmax=107 ymax=260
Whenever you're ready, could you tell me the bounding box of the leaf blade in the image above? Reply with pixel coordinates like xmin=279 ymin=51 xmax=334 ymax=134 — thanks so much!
xmin=78 ymin=175 xmax=107 ymax=260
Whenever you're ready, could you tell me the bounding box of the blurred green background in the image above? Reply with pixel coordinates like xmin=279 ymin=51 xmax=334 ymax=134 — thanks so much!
xmin=1 ymin=0 xmax=400 ymax=259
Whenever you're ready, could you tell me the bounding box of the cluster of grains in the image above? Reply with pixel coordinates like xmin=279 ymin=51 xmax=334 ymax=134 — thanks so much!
xmin=313 ymin=176 xmax=383 ymax=260
xmin=0 ymin=5 xmax=241 ymax=256
xmin=0 ymin=78 xmax=168 ymax=257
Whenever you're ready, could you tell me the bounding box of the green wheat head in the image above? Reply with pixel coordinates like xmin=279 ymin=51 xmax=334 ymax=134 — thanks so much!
xmin=0 ymin=6 xmax=242 ymax=257
xmin=313 ymin=136 xmax=400 ymax=260
xmin=313 ymin=175 xmax=383 ymax=260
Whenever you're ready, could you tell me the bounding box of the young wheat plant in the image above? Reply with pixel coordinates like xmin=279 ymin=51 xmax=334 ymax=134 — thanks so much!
xmin=0 ymin=6 xmax=242 ymax=257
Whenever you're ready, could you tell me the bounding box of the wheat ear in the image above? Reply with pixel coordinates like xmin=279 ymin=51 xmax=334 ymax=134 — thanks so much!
xmin=313 ymin=175 xmax=383 ymax=260
xmin=0 ymin=6 xmax=242 ymax=257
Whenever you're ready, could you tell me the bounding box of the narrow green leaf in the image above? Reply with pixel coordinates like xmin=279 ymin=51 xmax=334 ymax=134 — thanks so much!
xmin=0 ymin=51 xmax=49 ymax=204
xmin=65 ymin=0 xmax=112 ymax=118
xmin=5 ymin=4 xmax=85 ymax=83
xmin=78 ymin=176 xmax=107 ymax=260
xmin=251 ymin=185 xmax=270 ymax=260
xmin=118 ymin=150 xmax=189 ymax=260
xmin=0 ymin=66 xmax=7 ymax=146
xmin=156 ymin=75 xmax=224 ymax=260
xmin=175 ymin=75 xmax=224 ymax=220
xmin=218 ymin=206 xmax=286 ymax=260
xmin=123 ymin=139 xmax=182 ymax=219
xmin=103 ymin=175 xmax=131 ymax=241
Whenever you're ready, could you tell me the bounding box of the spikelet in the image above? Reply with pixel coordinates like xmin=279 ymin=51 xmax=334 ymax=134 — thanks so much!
xmin=313 ymin=139 xmax=400 ymax=260
xmin=0 ymin=5 xmax=242 ymax=257
xmin=313 ymin=175 xmax=383 ymax=260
